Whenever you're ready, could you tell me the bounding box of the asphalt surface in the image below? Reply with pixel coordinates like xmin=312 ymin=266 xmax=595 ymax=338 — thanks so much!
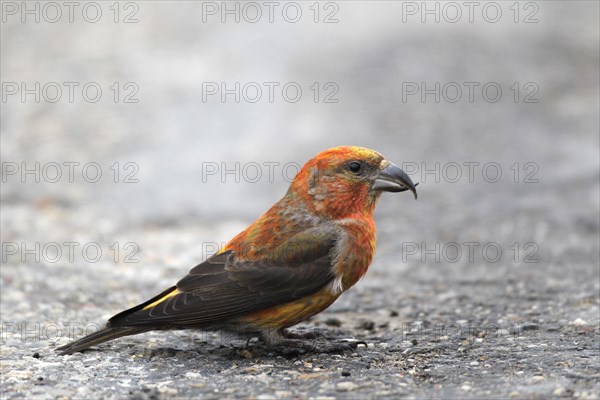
xmin=1 ymin=1 xmax=599 ymax=399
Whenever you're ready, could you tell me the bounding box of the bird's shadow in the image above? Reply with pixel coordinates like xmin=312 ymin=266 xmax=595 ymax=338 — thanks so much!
xmin=57 ymin=325 xmax=366 ymax=360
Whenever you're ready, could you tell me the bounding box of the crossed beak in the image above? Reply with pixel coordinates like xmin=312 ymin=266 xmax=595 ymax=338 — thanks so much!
xmin=372 ymin=161 xmax=418 ymax=199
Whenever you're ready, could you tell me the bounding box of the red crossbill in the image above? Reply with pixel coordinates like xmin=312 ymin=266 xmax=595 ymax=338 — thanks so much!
xmin=57 ymin=146 xmax=417 ymax=354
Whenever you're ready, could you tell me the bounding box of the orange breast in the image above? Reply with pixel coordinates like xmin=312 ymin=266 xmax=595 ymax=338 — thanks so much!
xmin=334 ymin=216 xmax=377 ymax=289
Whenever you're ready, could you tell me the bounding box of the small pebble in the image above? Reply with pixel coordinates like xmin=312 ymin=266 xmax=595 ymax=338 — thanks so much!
xmin=570 ymin=318 xmax=588 ymax=326
xmin=336 ymin=382 xmax=358 ymax=392
xmin=358 ymin=321 xmax=375 ymax=331
xmin=522 ymin=323 xmax=539 ymax=331
xmin=324 ymin=318 xmax=342 ymax=327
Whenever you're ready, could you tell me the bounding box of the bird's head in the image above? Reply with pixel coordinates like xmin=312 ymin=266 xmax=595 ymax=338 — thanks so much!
xmin=288 ymin=146 xmax=417 ymax=219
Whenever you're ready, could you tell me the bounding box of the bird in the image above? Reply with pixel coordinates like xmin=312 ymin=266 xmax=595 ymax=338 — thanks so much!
xmin=57 ymin=146 xmax=417 ymax=354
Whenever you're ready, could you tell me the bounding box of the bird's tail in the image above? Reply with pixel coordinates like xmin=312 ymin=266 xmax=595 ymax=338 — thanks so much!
xmin=56 ymin=325 xmax=150 ymax=355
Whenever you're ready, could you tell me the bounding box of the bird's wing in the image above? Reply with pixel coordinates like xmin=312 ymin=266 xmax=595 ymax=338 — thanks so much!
xmin=108 ymin=228 xmax=337 ymax=328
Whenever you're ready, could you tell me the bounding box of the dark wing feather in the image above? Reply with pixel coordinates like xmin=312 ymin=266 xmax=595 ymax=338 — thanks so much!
xmin=109 ymin=228 xmax=337 ymax=328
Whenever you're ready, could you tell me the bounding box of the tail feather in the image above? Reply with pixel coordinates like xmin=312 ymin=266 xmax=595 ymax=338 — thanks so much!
xmin=56 ymin=326 xmax=149 ymax=355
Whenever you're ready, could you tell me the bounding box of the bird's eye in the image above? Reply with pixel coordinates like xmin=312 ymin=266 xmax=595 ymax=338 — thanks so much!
xmin=348 ymin=161 xmax=362 ymax=174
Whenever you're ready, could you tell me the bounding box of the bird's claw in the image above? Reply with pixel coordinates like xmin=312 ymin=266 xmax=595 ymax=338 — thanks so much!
xmin=270 ymin=339 xmax=356 ymax=355
xmin=281 ymin=328 xmax=321 ymax=340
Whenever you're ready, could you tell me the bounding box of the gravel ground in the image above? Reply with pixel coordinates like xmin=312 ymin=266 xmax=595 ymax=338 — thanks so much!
xmin=1 ymin=1 xmax=599 ymax=399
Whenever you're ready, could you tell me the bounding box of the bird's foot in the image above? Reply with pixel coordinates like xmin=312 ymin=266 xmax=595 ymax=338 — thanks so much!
xmin=261 ymin=328 xmax=286 ymax=346
xmin=258 ymin=328 xmax=362 ymax=355
xmin=280 ymin=327 xmax=323 ymax=340
xmin=268 ymin=338 xmax=357 ymax=356
xmin=260 ymin=327 xmax=327 ymax=345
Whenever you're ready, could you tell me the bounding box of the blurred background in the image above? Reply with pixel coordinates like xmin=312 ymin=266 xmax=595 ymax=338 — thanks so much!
xmin=1 ymin=1 xmax=599 ymax=398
